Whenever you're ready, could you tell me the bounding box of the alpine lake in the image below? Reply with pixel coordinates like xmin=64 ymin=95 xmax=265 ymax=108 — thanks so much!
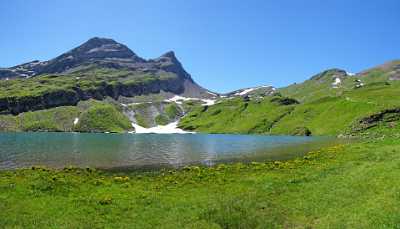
xmin=0 ymin=132 xmax=345 ymax=170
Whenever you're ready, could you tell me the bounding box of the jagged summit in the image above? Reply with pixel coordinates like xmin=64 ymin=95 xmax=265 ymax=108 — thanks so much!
xmin=159 ymin=51 xmax=177 ymax=59
xmin=0 ymin=37 xmax=192 ymax=81
xmin=58 ymin=37 xmax=143 ymax=61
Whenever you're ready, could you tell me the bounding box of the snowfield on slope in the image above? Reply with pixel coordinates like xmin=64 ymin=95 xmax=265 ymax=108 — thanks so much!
xmin=130 ymin=121 xmax=194 ymax=134
xmin=165 ymin=95 xmax=216 ymax=106
xmin=234 ymin=85 xmax=274 ymax=96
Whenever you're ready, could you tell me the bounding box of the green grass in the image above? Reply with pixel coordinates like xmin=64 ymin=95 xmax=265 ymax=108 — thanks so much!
xmin=1 ymin=137 xmax=400 ymax=228
xmin=0 ymin=66 xmax=178 ymax=115
xmin=271 ymin=82 xmax=400 ymax=136
xmin=180 ymin=81 xmax=400 ymax=136
xmin=179 ymin=97 xmax=295 ymax=134
xmin=278 ymin=69 xmax=351 ymax=102
xmin=278 ymin=61 xmax=400 ymax=103
xmin=131 ymin=102 xmax=184 ymax=127
xmin=74 ymin=100 xmax=133 ymax=133
xmin=19 ymin=108 xmax=78 ymax=132
xmin=0 ymin=99 xmax=133 ymax=133
xmin=155 ymin=114 xmax=169 ymax=125
xmin=155 ymin=102 xmax=183 ymax=125
xmin=164 ymin=103 xmax=181 ymax=119
xmin=0 ymin=106 xmax=79 ymax=132
xmin=0 ymin=67 xmax=172 ymax=98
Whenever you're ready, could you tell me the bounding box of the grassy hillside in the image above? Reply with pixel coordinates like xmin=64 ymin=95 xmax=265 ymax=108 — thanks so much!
xmin=0 ymin=67 xmax=161 ymax=98
xmin=279 ymin=60 xmax=400 ymax=103
xmin=74 ymin=100 xmax=133 ymax=133
xmin=179 ymin=96 xmax=296 ymax=134
xmin=180 ymin=62 xmax=400 ymax=136
xmin=0 ymin=99 xmax=133 ymax=133
xmin=2 ymin=136 xmax=400 ymax=228
xmin=271 ymin=82 xmax=400 ymax=135
xmin=0 ymin=66 xmax=177 ymax=115
xmin=278 ymin=69 xmax=352 ymax=102
xmin=128 ymin=102 xmax=184 ymax=128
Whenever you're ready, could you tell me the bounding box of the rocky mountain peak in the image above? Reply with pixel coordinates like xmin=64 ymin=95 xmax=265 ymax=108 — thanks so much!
xmin=151 ymin=51 xmax=193 ymax=82
xmin=154 ymin=51 xmax=179 ymax=64
xmin=85 ymin=37 xmax=118 ymax=46
xmin=68 ymin=37 xmax=142 ymax=61
xmin=160 ymin=51 xmax=176 ymax=59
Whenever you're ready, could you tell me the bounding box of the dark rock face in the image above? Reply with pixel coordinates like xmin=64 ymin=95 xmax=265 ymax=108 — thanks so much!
xmin=0 ymin=76 xmax=186 ymax=115
xmin=271 ymin=97 xmax=299 ymax=105
xmin=352 ymin=108 xmax=400 ymax=132
xmin=0 ymin=60 xmax=43 ymax=79
xmin=38 ymin=37 xmax=145 ymax=74
xmin=291 ymin=127 xmax=312 ymax=136
xmin=0 ymin=69 xmax=19 ymax=79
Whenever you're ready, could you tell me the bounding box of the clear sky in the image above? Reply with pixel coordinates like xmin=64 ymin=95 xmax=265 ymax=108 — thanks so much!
xmin=1 ymin=0 xmax=399 ymax=92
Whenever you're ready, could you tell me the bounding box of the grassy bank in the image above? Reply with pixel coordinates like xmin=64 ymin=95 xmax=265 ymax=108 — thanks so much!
xmin=1 ymin=138 xmax=400 ymax=228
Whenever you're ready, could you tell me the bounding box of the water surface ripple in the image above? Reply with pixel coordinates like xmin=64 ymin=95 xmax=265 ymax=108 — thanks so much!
xmin=0 ymin=132 xmax=340 ymax=170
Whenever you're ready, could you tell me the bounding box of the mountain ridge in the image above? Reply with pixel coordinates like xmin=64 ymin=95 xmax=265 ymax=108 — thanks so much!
xmin=0 ymin=37 xmax=399 ymax=134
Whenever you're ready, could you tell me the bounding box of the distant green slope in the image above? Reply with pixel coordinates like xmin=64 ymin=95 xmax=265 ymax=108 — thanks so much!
xmin=179 ymin=97 xmax=297 ymax=134
xmin=180 ymin=61 xmax=400 ymax=136
xmin=278 ymin=69 xmax=351 ymax=102
xmin=279 ymin=60 xmax=400 ymax=102
xmin=272 ymin=82 xmax=400 ymax=135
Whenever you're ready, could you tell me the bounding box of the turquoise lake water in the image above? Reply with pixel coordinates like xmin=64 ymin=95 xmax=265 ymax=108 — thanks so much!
xmin=0 ymin=132 xmax=340 ymax=170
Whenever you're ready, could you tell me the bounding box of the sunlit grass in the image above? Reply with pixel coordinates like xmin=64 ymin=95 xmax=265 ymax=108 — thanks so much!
xmin=1 ymin=139 xmax=400 ymax=228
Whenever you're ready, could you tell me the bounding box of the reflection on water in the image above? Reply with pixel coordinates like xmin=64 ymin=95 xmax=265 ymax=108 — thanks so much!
xmin=0 ymin=132 xmax=342 ymax=170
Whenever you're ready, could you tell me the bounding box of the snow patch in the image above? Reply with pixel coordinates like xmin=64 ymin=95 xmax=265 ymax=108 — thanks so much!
xmin=355 ymin=83 xmax=364 ymax=88
xmin=201 ymin=99 xmax=216 ymax=106
xmin=332 ymin=78 xmax=341 ymax=88
xmin=235 ymin=85 xmax=272 ymax=96
xmin=236 ymin=88 xmax=256 ymax=96
xmin=206 ymin=91 xmax=218 ymax=96
xmin=346 ymin=72 xmax=356 ymax=76
xmin=165 ymin=95 xmax=192 ymax=104
xmin=73 ymin=118 xmax=79 ymax=125
xmin=130 ymin=121 xmax=194 ymax=134
xmin=165 ymin=95 xmax=216 ymax=106
xmin=333 ymin=77 xmax=341 ymax=85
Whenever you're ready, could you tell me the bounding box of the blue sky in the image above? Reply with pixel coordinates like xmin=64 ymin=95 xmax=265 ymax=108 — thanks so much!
xmin=1 ymin=0 xmax=399 ymax=92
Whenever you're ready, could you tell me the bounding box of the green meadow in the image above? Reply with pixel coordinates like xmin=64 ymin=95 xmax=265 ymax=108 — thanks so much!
xmin=1 ymin=136 xmax=400 ymax=228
